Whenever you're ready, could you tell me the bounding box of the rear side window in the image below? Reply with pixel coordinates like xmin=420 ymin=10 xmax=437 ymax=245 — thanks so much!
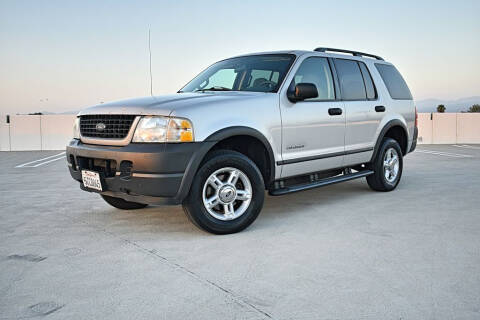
xmin=359 ymin=63 xmax=377 ymax=100
xmin=375 ymin=64 xmax=412 ymax=100
xmin=333 ymin=59 xmax=366 ymax=100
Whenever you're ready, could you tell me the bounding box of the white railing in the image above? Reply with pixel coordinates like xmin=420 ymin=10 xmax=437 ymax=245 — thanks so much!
xmin=0 ymin=113 xmax=479 ymax=151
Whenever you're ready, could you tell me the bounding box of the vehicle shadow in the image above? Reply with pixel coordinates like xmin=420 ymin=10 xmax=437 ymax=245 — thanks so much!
xmin=95 ymin=179 xmax=377 ymax=237
xmin=258 ymin=180 xmax=372 ymax=223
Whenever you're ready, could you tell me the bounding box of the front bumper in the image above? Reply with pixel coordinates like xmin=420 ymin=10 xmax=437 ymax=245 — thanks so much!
xmin=66 ymin=139 xmax=214 ymax=205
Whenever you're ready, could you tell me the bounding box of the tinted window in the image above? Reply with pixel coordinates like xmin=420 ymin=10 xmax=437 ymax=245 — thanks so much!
xmin=359 ymin=62 xmax=377 ymax=100
xmin=292 ymin=57 xmax=335 ymax=100
xmin=180 ymin=54 xmax=295 ymax=93
xmin=375 ymin=64 xmax=412 ymax=100
xmin=334 ymin=59 xmax=366 ymax=100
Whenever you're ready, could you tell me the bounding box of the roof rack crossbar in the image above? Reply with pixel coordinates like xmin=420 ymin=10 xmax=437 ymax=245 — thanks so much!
xmin=314 ymin=47 xmax=384 ymax=61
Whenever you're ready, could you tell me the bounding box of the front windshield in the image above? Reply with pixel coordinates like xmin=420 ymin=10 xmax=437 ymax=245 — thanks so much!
xmin=180 ymin=54 xmax=295 ymax=93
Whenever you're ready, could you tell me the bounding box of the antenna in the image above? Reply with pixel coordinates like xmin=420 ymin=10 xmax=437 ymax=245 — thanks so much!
xmin=148 ymin=29 xmax=153 ymax=96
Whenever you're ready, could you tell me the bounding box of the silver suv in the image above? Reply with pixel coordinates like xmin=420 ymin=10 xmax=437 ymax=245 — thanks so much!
xmin=67 ymin=47 xmax=418 ymax=234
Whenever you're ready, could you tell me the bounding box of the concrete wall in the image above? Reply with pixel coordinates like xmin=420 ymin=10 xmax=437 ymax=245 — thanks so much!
xmin=0 ymin=115 xmax=10 ymax=151
xmin=0 ymin=113 xmax=478 ymax=151
xmin=417 ymin=113 xmax=432 ymax=144
xmin=456 ymin=113 xmax=480 ymax=144
xmin=41 ymin=115 xmax=76 ymax=150
xmin=417 ymin=113 xmax=480 ymax=144
xmin=10 ymin=115 xmax=42 ymax=151
xmin=1 ymin=114 xmax=76 ymax=151
xmin=432 ymin=113 xmax=457 ymax=144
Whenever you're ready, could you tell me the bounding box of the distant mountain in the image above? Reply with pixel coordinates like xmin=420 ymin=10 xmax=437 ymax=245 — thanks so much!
xmin=416 ymin=96 xmax=480 ymax=113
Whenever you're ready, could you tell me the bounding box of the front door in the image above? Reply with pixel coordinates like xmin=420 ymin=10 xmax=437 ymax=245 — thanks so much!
xmin=279 ymin=56 xmax=345 ymax=178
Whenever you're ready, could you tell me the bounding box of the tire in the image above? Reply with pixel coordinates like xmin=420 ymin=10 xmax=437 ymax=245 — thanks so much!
xmin=367 ymin=138 xmax=403 ymax=192
xmin=101 ymin=195 xmax=148 ymax=210
xmin=182 ymin=150 xmax=265 ymax=234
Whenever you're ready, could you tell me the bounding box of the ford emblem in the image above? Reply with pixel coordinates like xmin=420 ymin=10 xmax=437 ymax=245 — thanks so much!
xmin=96 ymin=122 xmax=106 ymax=132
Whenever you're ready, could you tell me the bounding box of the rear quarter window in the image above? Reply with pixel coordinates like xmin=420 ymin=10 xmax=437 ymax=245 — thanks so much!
xmin=375 ymin=64 xmax=412 ymax=100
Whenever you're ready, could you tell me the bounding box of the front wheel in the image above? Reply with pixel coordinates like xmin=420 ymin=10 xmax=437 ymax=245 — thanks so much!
xmin=101 ymin=195 xmax=148 ymax=210
xmin=367 ymin=138 xmax=403 ymax=191
xmin=182 ymin=150 xmax=265 ymax=234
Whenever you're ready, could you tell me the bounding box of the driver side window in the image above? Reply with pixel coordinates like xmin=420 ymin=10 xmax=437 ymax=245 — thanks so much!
xmin=293 ymin=57 xmax=335 ymax=101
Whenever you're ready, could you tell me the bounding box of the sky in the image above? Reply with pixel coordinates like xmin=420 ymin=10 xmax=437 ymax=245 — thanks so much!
xmin=0 ymin=0 xmax=479 ymax=114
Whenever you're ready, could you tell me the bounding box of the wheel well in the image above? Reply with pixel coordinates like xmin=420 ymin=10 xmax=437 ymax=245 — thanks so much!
xmin=209 ymin=135 xmax=272 ymax=188
xmin=384 ymin=126 xmax=408 ymax=155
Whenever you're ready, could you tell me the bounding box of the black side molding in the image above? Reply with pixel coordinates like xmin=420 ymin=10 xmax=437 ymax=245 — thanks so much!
xmin=277 ymin=147 xmax=373 ymax=166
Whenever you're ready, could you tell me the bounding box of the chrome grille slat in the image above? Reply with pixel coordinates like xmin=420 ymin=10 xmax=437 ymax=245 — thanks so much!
xmin=80 ymin=115 xmax=136 ymax=139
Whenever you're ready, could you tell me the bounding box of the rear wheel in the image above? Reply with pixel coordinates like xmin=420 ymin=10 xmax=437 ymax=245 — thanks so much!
xmin=367 ymin=138 xmax=403 ymax=191
xmin=101 ymin=195 xmax=148 ymax=210
xmin=182 ymin=150 xmax=265 ymax=234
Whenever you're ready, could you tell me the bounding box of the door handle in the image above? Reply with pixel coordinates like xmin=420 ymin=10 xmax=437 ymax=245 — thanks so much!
xmin=328 ymin=108 xmax=343 ymax=116
xmin=375 ymin=105 xmax=386 ymax=112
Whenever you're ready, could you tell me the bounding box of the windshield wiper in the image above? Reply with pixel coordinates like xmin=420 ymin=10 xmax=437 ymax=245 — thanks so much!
xmin=195 ymin=86 xmax=232 ymax=92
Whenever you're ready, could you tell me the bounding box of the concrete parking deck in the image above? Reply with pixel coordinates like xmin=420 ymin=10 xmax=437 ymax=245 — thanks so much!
xmin=1 ymin=145 xmax=479 ymax=319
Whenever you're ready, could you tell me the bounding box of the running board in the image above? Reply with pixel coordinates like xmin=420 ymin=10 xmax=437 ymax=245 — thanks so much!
xmin=269 ymin=170 xmax=374 ymax=196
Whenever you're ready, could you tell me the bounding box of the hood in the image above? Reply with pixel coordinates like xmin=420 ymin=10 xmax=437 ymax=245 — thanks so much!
xmin=78 ymin=92 xmax=271 ymax=116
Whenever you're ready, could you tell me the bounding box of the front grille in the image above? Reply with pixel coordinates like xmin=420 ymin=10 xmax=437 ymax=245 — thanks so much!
xmin=80 ymin=115 xmax=136 ymax=139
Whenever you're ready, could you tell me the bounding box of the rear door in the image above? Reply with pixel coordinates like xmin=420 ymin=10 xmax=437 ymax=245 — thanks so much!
xmin=333 ymin=58 xmax=382 ymax=166
xmin=279 ymin=56 xmax=345 ymax=178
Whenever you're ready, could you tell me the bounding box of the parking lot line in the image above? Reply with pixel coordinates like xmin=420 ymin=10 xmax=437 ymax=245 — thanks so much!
xmin=28 ymin=155 xmax=67 ymax=167
xmin=416 ymin=149 xmax=473 ymax=158
xmin=15 ymin=152 xmax=66 ymax=168
xmin=453 ymin=144 xmax=480 ymax=150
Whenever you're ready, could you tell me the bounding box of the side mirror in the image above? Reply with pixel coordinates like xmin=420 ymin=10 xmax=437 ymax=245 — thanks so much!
xmin=287 ymin=83 xmax=318 ymax=102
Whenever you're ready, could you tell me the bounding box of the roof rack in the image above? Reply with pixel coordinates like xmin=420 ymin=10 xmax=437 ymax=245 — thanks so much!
xmin=314 ymin=47 xmax=384 ymax=61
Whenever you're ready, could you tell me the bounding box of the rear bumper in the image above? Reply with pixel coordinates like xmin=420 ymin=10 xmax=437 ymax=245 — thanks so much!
xmin=66 ymin=139 xmax=214 ymax=205
xmin=409 ymin=126 xmax=418 ymax=153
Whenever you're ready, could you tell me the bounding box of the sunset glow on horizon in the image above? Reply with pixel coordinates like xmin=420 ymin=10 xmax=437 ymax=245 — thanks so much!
xmin=1 ymin=0 xmax=479 ymax=114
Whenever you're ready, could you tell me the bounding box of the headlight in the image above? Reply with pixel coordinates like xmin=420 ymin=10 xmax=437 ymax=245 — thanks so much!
xmin=132 ymin=116 xmax=194 ymax=143
xmin=73 ymin=117 xmax=80 ymax=139
xmin=132 ymin=116 xmax=168 ymax=143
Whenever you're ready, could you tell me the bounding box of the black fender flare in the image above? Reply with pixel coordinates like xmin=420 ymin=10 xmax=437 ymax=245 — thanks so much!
xmin=205 ymin=126 xmax=276 ymax=184
xmin=370 ymin=119 xmax=408 ymax=162
xmin=174 ymin=126 xmax=277 ymax=203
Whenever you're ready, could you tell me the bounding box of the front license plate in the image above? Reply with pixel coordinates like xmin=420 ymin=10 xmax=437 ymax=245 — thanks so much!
xmin=81 ymin=170 xmax=103 ymax=191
